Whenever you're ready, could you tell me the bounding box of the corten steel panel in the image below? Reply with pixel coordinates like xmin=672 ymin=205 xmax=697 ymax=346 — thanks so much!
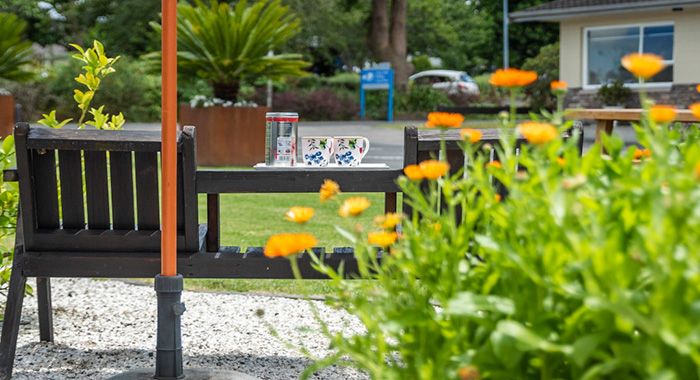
xmin=179 ymin=105 xmax=270 ymax=166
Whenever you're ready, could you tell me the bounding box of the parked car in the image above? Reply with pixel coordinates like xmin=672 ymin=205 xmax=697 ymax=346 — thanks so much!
xmin=409 ymin=70 xmax=480 ymax=96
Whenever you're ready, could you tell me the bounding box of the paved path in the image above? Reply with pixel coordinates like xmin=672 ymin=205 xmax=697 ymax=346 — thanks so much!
xmin=124 ymin=120 xmax=639 ymax=169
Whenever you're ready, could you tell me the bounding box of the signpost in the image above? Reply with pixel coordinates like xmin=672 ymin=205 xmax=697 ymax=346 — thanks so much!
xmin=360 ymin=68 xmax=394 ymax=122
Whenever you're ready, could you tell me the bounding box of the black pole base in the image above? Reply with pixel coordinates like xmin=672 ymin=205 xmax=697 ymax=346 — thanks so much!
xmin=154 ymin=274 xmax=185 ymax=380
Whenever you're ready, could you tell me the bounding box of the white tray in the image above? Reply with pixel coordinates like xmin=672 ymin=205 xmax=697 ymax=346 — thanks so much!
xmin=254 ymin=163 xmax=390 ymax=170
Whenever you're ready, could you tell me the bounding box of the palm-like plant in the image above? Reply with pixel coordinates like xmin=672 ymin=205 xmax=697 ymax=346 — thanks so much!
xmin=0 ymin=12 xmax=34 ymax=82
xmin=149 ymin=0 xmax=308 ymax=101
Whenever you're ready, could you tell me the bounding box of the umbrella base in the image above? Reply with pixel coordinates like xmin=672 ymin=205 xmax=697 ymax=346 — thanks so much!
xmin=108 ymin=368 xmax=260 ymax=380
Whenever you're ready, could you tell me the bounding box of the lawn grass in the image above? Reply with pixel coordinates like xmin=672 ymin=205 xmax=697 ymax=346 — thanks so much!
xmin=184 ymin=191 xmax=391 ymax=295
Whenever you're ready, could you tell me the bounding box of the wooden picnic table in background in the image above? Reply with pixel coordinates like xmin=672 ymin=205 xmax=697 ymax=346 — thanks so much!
xmin=565 ymin=108 xmax=699 ymax=143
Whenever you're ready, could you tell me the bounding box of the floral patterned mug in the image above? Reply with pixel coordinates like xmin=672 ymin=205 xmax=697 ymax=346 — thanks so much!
xmin=302 ymin=136 xmax=335 ymax=166
xmin=334 ymin=136 xmax=370 ymax=167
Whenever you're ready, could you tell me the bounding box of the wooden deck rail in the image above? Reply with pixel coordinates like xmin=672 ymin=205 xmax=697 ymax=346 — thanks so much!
xmin=565 ymin=108 xmax=699 ymax=143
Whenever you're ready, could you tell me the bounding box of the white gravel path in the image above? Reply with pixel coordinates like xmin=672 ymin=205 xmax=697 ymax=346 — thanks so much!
xmin=10 ymin=278 xmax=367 ymax=379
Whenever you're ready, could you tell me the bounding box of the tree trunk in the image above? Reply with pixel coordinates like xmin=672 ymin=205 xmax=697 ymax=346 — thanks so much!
xmin=369 ymin=0 xmax=411 ymax=91
xmin=212 ymin=82 xmax=240 ymax=102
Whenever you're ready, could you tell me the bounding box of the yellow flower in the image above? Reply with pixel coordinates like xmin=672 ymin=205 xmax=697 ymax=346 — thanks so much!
xmin=425 ymin=112 xmax=464 ymax=128
xmin=550 ymin=80 xmax=568 ymax=91
xmin=460 ymin=128 xmax=482 ymax=144
xmin=519 ymin=121 xmax=558 ymax=145
xmin=649 ymin=105 xmax=676 ymax=123
xmin=419 ymin=159 xmax=450 ymax=180
xmin=284 ymin=206 xmax=314 ymax=224
xmin=403 ymin=164 xmax=424 ymax=181
xmin=319 ymin=179 xmax=340 ymax=201
xmin=339 ymin=197 xmax=371 ymax=217
xmin=264 ymin=233 xmax=318 ymax=258
xmin=690 ymin=102 xmax=700 ymax=120
xmin=695 ymin=162 xmax=700 ymax=179
xmin=489 ymin=68 xmax=538 ymax=88
xmin=556 ymin=157 xmax=566 ymax=167
xmin=374 ymin=213 xmax=402 ymax=229
xmin=494 ymin=194 xmax=502 ymax=203
xmin=367 ymin=231 xmax=398 ymax=248
xmin=633 ymin=147 xmax=651 ymax=160
xmin=621 ymin=53 xmax=665 ymax=79
xmin=486 ymin=160 xmax=502 ymax=169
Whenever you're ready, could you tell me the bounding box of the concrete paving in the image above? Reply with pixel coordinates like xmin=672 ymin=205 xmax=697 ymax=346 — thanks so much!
xmin=123 ymin=120 xmax=640 ymax=169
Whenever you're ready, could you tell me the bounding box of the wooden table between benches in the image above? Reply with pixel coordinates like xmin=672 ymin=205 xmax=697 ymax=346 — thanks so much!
xmin=566 ymin=108 xmax=699 ymax=143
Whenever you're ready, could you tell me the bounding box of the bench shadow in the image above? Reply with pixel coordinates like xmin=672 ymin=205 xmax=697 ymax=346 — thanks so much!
xmin=12 ymin=343 xmax=363 ymax=379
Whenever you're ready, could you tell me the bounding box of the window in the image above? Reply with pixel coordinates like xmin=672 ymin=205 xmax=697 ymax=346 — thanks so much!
xmin=585 ymin=23 xmax=674 ymax=87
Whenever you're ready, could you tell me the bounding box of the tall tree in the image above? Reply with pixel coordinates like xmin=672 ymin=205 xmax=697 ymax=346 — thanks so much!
xmin=369 ymin=0 xmax=411 ymax=90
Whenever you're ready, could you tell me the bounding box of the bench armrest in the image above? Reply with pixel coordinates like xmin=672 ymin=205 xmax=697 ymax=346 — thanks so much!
xmin=2 ymin=168 xmax=18 ymax=182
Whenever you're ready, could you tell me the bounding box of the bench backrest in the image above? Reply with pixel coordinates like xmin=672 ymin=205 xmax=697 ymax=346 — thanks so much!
xmin=14 ymin=123 xmax=199 ymax=253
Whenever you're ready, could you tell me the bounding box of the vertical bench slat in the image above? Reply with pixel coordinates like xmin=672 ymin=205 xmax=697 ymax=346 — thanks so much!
xmin=134 ymin=151 xmax=160 ymax=230
xmin=58 ymin=150 xmax=85 ymax=229
xmin=177 ymin=155 xmax=184 ymax=231
xmin=84 ymin=151 xmax=110 ymax=229
xmin=32 ymin=150 xmax=59 ymax=229
xmin=109 ymin=151 xmax=135 ymax=230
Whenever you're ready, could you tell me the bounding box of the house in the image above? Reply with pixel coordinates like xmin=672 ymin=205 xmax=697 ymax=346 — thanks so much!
xmin=511 ymin=0 xmax=700 ymax=107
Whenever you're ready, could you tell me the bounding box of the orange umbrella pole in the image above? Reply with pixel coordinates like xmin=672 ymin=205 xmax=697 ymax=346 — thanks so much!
xmin=161 ymin=0 xmax=178 ymax=277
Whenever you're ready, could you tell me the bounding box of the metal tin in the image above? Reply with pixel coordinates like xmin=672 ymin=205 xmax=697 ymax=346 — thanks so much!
xmin=265 ymin=112 xmax=299 ymax=166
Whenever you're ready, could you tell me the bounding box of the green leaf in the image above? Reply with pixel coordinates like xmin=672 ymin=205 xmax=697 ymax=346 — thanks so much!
xmin=446 ymin=292 xmax=515 ymax=317
xmin=496 ymin=321 xmax=573 ymax=355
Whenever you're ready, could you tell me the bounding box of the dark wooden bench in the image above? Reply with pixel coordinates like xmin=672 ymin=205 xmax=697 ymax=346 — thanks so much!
xmin=0 ymin=123 xmax=401 ymax=379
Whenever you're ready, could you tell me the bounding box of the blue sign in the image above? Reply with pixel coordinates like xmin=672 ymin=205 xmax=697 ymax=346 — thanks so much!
xmin=360 ymin=68 xmax=394 ymax=121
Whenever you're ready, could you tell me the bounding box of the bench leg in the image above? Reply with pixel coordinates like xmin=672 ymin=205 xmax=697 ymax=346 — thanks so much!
xmin=36 ymin=277 xmax=54 ymax=343
xmin=0 ymin=256 xmax=27 ymax=380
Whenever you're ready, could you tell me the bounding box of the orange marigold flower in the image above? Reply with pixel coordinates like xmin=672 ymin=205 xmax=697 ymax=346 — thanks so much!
xmin=696 ymin=84 xmax=700 ymax=93
xmin=621 ymin=53 xmax=665 ymax=79
xmin=519 ymin=121 xmax=558 ymax=145
xmin=403 ymin=164 xmax=424 ymax=181
xmin=460 ymin=128 xmax=483 ymax=144
xmin=458 ymin=366 xmax=481 ymax=380
xmin=319 ymin=179 xmax=340 ymax=201
xmin=339 ymin=197 xmax=371 ymax=217
xmin=695 ymin=162 xmax=700 ymax=179
xmin=264 ymin=233 xmax=317 ymax=258
xmin=494 ymin=194 xmax=502 ymax=202
xmin=367 ymin=231 xmax=398 ymax=248
xmin=633 ymin=147 xmax=652 ymax=160
xmin=419 ymin=159 xmax=450 ymax=180
xmin=284 ymin=206 xmax=314 ymax=224
xmin=556 ymin=157 xmax=566 ymax=167
xmin=690 ymin=102 xmax=700 ymax=120
xmin=425 ymin=112 xmax=464 ymax=128
xmin=486 ymin=160 xmax=502 ymax=169
xmin=374 ymin=212 xmax=402 ymax=229
xmin=489 ymin=68 xmax=538 ymax=88
xmin=550 ymin=80 xmax=568 ymax=91
xmin=649 ymin=105 xmax=677 ymax=123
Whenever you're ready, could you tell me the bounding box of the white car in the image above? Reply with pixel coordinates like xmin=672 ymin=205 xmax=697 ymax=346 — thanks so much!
xmin=409 ymin=70 xmax=480 ymax=96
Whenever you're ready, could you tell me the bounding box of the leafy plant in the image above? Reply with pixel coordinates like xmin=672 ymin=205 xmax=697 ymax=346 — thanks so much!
xmin=38 ymin=40 xmax=125 ymax=130
xmin=397 ymin=84 xmax=453 ymax=113
xmin=0 ymin=135 xmax=19 ymax=298
xmin=597 ymin=79 xmax=632 ymax=107
xmin=522 ymin=42 xmax=559 ymax=111
xmin=0 ymin=12 xmax=34 ymax=83
xmin=148 ymin=0 xmax=309 ymax=102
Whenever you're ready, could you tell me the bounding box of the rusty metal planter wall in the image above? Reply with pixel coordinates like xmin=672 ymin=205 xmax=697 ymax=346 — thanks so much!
xmin=179 ymin=105 xmax=270 ymax=166
xmin=0 ymin=95 xmax=15 ymax=138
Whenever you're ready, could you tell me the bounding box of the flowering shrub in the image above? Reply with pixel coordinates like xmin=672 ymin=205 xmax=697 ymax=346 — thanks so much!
xmin=265 ymin=55 xmax=700 ymax=379
xmin=188 ymin=95 xmax=258 ymax=108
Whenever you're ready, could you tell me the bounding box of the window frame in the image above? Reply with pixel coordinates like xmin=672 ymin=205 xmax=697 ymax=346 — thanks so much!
xmin=582 ymin=21 xmax=674 ymax=90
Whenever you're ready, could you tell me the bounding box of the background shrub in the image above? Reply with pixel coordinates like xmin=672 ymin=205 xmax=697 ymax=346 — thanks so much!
xmin=522 ymin=42 xmax=559 ymax=111
xmin=397 ymin=84 xmax=452 ymax=113
xmin=261 ymin=88 xmax=359 ymax=121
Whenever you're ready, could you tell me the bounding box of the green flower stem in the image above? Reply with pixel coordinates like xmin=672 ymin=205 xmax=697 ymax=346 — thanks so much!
xmin=509 ymin=88 xmax=517 ymax=128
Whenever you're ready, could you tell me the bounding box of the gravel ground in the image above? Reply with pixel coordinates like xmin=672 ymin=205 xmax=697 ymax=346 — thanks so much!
xmin=10 ymin=278 xmax=366 ymax=379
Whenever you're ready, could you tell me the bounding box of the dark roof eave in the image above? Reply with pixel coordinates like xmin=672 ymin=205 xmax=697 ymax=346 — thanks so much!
xmin=510 ymin=0 xmax=700 ymax=22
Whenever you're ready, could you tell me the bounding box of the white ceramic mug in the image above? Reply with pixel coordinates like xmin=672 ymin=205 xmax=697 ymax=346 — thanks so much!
xmin=301 ymin=136 xmax=335 ymax=167
xmin=334 ymin=136 xmax=370 ymax=167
